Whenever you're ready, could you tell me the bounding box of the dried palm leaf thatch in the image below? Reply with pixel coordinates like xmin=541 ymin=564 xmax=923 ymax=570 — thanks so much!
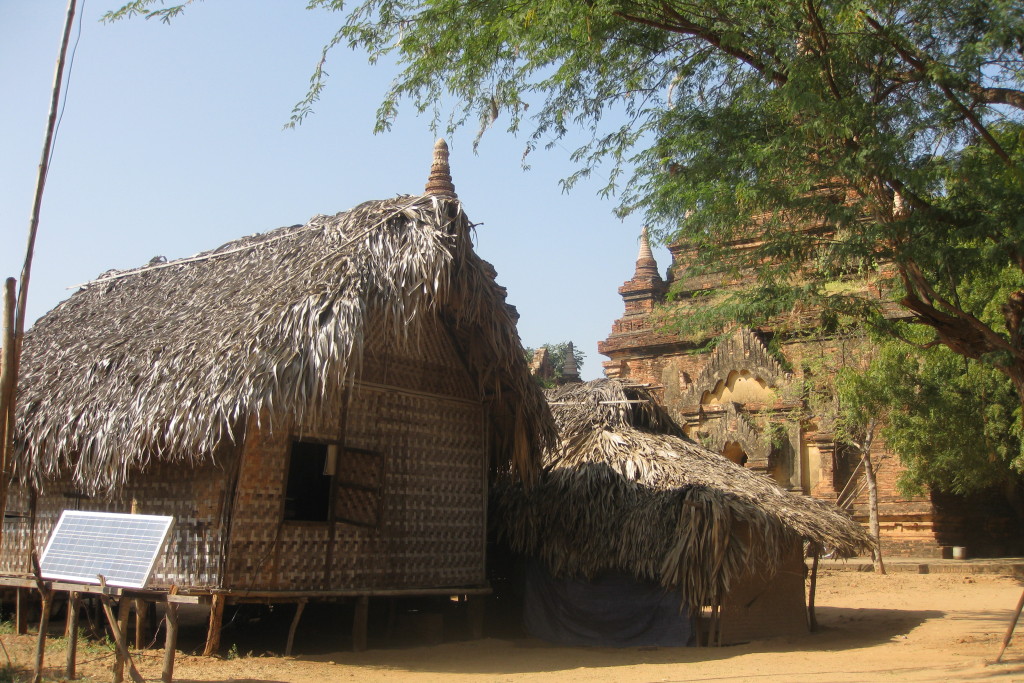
xmin=497 ymin=379 xmax=874 ymax=607
xmin=15 ymin=194 xmax=553 ymax=494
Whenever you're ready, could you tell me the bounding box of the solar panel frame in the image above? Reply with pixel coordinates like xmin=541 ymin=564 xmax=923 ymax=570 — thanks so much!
xmin=39 ymin=510 xmax=174 ymax=589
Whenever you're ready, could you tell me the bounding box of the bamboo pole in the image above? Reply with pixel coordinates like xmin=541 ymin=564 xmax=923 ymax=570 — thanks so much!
xmin=996 ymin=588 xmax=1024 ymax=663
xmin=1 ymin=0 xmax=79 ymax=554
xmin=0 ymin=279 xmax=16 ymax=538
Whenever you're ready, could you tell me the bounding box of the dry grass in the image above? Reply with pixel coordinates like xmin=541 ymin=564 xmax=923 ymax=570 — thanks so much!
xmin=15 ymin=194 xmax=553 ymax=494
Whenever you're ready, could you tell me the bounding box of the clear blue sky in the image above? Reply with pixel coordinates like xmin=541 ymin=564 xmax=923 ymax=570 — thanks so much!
xmin=1 ymin=1 xmax=671 ymax=380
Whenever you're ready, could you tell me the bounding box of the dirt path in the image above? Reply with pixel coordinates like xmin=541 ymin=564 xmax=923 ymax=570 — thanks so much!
xmin=7 ymin=570 xmax=1024 ymax=682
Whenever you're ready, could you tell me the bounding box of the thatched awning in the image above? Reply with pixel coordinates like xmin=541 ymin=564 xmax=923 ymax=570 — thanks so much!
xmin=498 ymin=379 xmax=874 ymax=607
xmin=15 ymin=194 xmax=554 ymax=493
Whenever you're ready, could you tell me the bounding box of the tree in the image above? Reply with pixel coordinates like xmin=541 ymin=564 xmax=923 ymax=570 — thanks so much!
xmin=855 ymin=329 xmax=1024 ymax=512
xmin=798 ymin=327 xmax=888 ymax=572
xmin=109 ymin=2 xmax=1024 ymax=435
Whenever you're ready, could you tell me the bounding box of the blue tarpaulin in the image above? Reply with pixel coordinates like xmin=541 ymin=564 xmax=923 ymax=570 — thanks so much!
xmin=522 ymin=561 xmax=692 ymax=647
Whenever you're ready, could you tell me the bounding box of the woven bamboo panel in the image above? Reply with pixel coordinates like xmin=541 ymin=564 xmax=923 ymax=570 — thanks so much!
xmin=359 ymin=311 xmax=477 ymax=400
xmin=0 ymin=461 xmax=231 ymax=589
xmin=224 ymin=375 xmax=487 ymax=591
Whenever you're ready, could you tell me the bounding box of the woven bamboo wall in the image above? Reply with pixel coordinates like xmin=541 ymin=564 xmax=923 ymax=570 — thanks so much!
xmin=0 ymin=460 xmax=232 ymax=588
xmin=224 ymin=312 xmax=488 ymax=591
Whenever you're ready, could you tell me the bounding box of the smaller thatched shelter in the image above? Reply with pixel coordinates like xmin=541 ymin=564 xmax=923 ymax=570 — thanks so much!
xmin=498 ymin=378 xmax=873 ymax=646
xmin=2 ymin=140 xmax=554 ymax=650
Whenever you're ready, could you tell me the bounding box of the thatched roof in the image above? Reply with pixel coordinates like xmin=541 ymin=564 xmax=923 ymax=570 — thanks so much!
xmin=498 ymin=379 xmax=874 ymax=607
xmin=14 ymin=174 xmax=554 ymax=493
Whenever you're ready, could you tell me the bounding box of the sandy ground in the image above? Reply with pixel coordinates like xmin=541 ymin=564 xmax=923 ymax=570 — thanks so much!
xmin=6 ymin=569 xmax=1024 ymax=682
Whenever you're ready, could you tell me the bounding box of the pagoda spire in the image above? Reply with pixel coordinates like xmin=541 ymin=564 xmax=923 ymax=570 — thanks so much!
xmin=424 ymin=138 xmax=457 ymax=198
xmin=634 ymin=226 xmax=661 ymax=279
xmin=559 ymin=342 xmax=581 ymax=384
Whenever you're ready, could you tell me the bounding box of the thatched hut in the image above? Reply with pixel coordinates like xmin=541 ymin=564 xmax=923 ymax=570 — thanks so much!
xmin=498 ymin=378 xmax=873 ymax=646
xmin=1 ymin=140 xmax=554 ymax=648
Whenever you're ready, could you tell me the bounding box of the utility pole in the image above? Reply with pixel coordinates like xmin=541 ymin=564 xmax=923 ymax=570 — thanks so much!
xmin=0 ymin=0 xmax=79 ymax=558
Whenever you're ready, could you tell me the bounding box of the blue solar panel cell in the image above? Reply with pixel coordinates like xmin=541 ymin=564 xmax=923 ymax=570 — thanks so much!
xmin=39 ymin=511 xmax=174 ymax=588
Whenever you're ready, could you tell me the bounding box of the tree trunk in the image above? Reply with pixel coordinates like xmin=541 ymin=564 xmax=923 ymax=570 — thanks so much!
xmin=862 ymin=447 xmax=887 ymax=574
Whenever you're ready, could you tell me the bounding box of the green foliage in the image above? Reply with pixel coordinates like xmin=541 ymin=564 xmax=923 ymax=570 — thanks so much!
xmin=107 ymin=1 xmax=1024 ymax=404
xmin=844 ymin=331 xmax=1024 ymax=496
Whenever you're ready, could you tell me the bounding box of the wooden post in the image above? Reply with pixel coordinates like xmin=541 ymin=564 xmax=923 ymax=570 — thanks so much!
xmin=808 ymin=550 xmax=820 ymax=632
xmin=202 ymin=593 xmax=225 ymax=657
xmin=162 ymin=594 xmax=179 ymax=683
xmin=97 ymin=593 xmax=144 ymax=683
xmin=285 ymin=599 xmax=307 ymax=657
xmin=467 ymin=595 xmax=485 ymax=640
xmin=133 ymin=599 xmax=148 ymax=650
xmin=997 ymin=587 xmax=1024 ymax=663
xmin=112 ymin=596 xmax=131 ymax=683
xmin=0 ymin=279 xmax=15 ymax=530
xmin=32 ymin=587 xmax=52 ymax=683
xmin=15 ymin=588 xmax=29 ymax=634
xmin=65 ymin=591 xmax=79 ymax=679
xmin=352 ymin=596 xmax=369 ymax=652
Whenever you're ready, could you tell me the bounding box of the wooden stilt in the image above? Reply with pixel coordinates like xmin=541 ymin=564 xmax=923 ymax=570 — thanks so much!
xmin=997 ymin=587 xmax=1024 ymax=663
xmin=285 ymin=599 xmax=307 ymax=657
xmin=133 ymin=599 xmax=149 ymax=650
xmin=352 ymin=596 xmax=369 ymax=652
xmin=32 ymin=588 xmax=51 ymax=683
xmin=202 ymin=593 xmax=225 ymax=657
xmin=65 ymin=591 xmax=79 ymax=680
xmin=15 ymin=588 xmax=28 ymax=635
xmin=113 ymin=596 xmax=131 ymax=683
xmin=808 ymin=551 xmax=820 ymax=632
xmin=712 ymin=603 xmax=722 ymax=647
xmin=162 ymin=600 xmax=179 ymax=683
xmin=467 ymin=595 xmax=485 ymax=640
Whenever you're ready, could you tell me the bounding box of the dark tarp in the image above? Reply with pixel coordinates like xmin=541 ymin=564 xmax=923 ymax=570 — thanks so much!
xmin=523 ymin=561 xmax=691 ymax=647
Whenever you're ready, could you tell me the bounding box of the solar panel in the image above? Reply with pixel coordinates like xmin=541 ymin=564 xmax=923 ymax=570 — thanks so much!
xmin=39 ymin=510 xmax=174 ymax=588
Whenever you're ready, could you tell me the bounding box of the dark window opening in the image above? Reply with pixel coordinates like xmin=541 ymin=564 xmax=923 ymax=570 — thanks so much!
xmin=284 ymin=441 xmax=333 ymax=522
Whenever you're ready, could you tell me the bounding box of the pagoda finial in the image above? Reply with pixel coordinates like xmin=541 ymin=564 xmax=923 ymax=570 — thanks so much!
xmin=424 ymin=138 xmax=457 ymax=198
